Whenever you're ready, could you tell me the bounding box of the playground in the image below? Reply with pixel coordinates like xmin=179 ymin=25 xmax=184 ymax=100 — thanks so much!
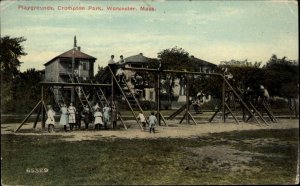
xmin=3 ymin=53 xmax=299 ymax=185
xmin=1 ymin=119 xmax=298 ymax=185
xmin=2 ymin=119 xmax=299 ymax=141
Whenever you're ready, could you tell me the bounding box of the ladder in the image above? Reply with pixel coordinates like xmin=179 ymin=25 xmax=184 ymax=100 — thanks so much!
xmin=236 ymin=87 xmax=276 ymax=123
xmin=50 ymin=86 xmax=65 ymax=109
xmin=68 ymin=73 xmax=92 ymax=110
xmin=107 ymin=66 xmax=145 ymax=130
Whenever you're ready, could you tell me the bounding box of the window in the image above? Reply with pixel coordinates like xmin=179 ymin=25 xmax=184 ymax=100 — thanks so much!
xmin=149 ymin=91 xmax=154 ymax=100
xmin=82 ymin=62 xmax=88 ymax=70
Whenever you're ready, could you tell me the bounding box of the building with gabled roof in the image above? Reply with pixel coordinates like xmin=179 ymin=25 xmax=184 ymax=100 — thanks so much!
xmin=44 ymin=46 xmax=96 ymax=83
xmin=190 ymin=55 xmax=217 ymax=73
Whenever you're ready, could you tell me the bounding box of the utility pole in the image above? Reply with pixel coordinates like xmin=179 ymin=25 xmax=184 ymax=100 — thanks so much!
xmin=71 ymin=36 xmax=76 ymax=103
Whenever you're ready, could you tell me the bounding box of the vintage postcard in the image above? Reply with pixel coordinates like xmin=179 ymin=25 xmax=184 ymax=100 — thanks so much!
xmin=1 ymin=0 xmax=299 ymax=185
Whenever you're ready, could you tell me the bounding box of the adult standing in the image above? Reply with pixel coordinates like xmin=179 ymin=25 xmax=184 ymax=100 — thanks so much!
xmin=103 ymin=104 xmax=111 ymax=130
xmin=59 ymin=104 xmax=69 ymax=132
xmin=179 ymin=76 xmax=186 ymax=96
xmin=68 ymin=103 xmax=76 ymax=131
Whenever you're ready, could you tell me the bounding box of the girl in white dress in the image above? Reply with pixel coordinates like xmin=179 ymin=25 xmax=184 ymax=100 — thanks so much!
xmin=46 ymin=105 xmax=56 ymax=133
xmin=68 ymin=103 xmax=76 ymax=131
xmin=94 ymin=108 xmax=103 ymax=130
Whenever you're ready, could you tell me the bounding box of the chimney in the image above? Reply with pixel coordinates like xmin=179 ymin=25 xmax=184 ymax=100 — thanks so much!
xmin=77 ymin=46 xmax=81 ymax=51
xmin=140 ymin=53 xmax=143 ymax=56
xmin=74 ymin=35 xmax=77 ymax=48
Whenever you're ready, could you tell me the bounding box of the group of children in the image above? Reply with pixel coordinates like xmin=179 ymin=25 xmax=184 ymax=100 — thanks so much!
xmin=46 ymin=103 xmax=158 ymax=133
xmin=46 ymin=103 xmax=118 ymax=132
xmin=137 ymin=111 xmax=158 ymax=133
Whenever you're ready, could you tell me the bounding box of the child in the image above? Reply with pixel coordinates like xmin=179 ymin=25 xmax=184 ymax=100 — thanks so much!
xmin=68 ymin=103 xmax=76 ymax=131
xmin=111 ymin=106 xmax=118 ymax=130
xmin=148 ymin=112 xmax=158 ymax=133
xmin=75 ymin=110 xmax=82 ymax=129
xmin=94 ymin=108 xmax=103 ymax=130
xmin=137 ymin=111 xmax=146 ymax=130
xmin=46 ymin=105 xmax=56 ymax=133
xmin=82 ymin=105 xmax=92 ymax=130
xmin=103 ymin=104 xmax=110 ymax=130
xmin=59 ymin=104 xmax=68 ymax=132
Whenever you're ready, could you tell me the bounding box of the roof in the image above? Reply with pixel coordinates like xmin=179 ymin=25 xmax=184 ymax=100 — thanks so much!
xmin=44 ymin=48 xmax=96 ymax=66
xmin=190 ymin=56 xmax=217 ymax=67
xmin=124 ymin=53 xmax=154 ymax=64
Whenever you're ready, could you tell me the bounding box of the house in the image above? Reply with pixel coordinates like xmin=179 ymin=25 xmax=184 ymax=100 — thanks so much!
xmin=123 ymin=53 xmax=157 ymax=101
xmin=43 ymin=39 xmax=97 ymax=106
xmin=190 ymin=55 xmax=217 ymax=74
xmin=44 ymin=46 xmax=96 ymax=83
xmin=121 ymin=53 xmax=217 ymax=105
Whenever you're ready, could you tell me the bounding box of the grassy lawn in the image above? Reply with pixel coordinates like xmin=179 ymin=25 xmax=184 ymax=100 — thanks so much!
xmin=1 ymin=129 xmax=299 ymax=185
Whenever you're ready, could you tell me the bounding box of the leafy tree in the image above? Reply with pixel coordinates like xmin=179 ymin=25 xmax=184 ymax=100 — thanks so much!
xmin=12 ymin=68 xmax=43 ymax=113
xmin=263 ymin=55 xmax=298 ymax=98
xmin=219 ymin=59 xmax=266 ymax=92
xmin=1 ymin=36 xmax=27 ymax=113
xmin=0 ymin=36 xmax=27 ymax=79
xmin=157 ymin=46 xmax=195 ymax=71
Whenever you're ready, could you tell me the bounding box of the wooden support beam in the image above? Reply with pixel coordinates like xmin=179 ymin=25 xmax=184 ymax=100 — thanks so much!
xmin=159 ymin=112 xmax=168 ymax=126
xmin=187 ymin=111 xmax=197 ymax=125
xmin=224 ymin=102 xmax=240 ymax=125
xmin=15 ymin=101 xmax=42 ymax=132
xmin=33 ymin=104 xmax=42 ymax=128
xmin=40 ymin=82 xmax=112 ymax=87
xmin=209 ymin=103 xmax=222 ymax=122
xmin=179 ymin=112 xmax=187 ymax=124
xmin=107 ymin=66 xmax=143 ymax=130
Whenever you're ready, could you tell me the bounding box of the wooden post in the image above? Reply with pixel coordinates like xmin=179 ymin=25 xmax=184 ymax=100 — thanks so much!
xmin=15 ymin=101 xmax=42 ymax=132
xmin=41 ymin=85 xmax=46 ymax=129
xmin=71 ymin=48 xmax=75 ymax=103
xmin=186 ymin=73 xmax=189 ymax=124
xmin=157 ymin=72 xmax=161 ymax=125
xmin=33 ymin=104 xmax=42 ymax=128
xmin=222 ymin=78 xmax=226 ymax=123
xmin=111 ymin=75 xmax=114 ymax=107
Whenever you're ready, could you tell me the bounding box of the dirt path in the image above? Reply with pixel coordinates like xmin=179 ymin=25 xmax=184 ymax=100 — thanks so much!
xmin=1 ymin=119 xmax=298 ymax=141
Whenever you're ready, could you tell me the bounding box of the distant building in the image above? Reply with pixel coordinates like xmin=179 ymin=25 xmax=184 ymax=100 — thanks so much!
xmin=44 ymin=47 xmax=96 ymax=82
xmin=123 ymin=53 xmax=157 ymax=101
xmin=190 ymin=55 xmax=217 ymax=74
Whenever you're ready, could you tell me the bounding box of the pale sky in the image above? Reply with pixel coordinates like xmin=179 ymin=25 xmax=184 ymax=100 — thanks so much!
xmin=1 ymin=0 xmax=298 ymax=72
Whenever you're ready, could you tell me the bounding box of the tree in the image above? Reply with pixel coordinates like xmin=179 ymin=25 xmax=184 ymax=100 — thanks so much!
xmin=157 ymin=46 xmax=195 ymax=71
xmin=12 ymin=68 xmax=43 ymax=113
xmin=1 ymin=36 xmax=27 ymax=113
xmin=263 ymin=54 xmax=299 ymax=98
xmin=0 ymin=36 xmax=27 ymax=79
xmin=219 ymin=59 xmax=265 ymax=92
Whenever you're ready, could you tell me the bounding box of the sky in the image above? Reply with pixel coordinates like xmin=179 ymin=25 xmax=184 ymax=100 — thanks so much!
xmin=1 ymin=0 xmax=298 ymax=72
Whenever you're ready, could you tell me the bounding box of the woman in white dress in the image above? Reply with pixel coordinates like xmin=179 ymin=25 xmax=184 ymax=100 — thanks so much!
xmin=68 ymin=103 xmax=76 ymax=131
xmin=94 ymin=108 xmax=103 ymax=130
xmin=60 ymin=104 xmax=69 ymax=132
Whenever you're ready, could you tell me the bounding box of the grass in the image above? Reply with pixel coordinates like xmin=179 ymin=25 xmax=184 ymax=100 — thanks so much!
xmin=1 ymin=129 xmax=299 ymax=185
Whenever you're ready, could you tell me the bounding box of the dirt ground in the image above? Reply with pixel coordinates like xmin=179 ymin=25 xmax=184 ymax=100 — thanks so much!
xmin=1 ymin=119 xmax=299 ymax=141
